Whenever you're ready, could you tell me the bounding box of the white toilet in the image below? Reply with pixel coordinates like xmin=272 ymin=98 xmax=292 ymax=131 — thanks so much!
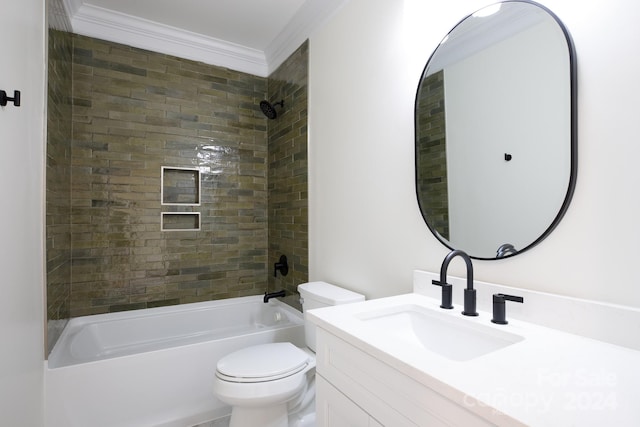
xmin=213 ymin=281 xmax=365 ymax=427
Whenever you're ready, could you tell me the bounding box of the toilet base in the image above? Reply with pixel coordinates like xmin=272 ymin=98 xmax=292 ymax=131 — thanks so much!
xmin=289 ymin=401 xmax=316 ymax=427
xmin=229 ymin=404 xmax=288 ymax=427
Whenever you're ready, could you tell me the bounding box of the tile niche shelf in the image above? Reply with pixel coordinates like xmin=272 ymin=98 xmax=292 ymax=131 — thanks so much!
xmin=161 ymin=166 xmax=201 ymax=206
xmin=161 ymin=166 xmax=201 ymax=231
xmin=161 ymin=212 xmax=201 ymax=231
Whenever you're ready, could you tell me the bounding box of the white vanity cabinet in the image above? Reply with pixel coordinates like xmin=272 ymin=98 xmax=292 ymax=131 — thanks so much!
xmin=314 ymin=328 xmax=495 ymax=427
xmin=316 ymin=376 xmax=382 ymax=427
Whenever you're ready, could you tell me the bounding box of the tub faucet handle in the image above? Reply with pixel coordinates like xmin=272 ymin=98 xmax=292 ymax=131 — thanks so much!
xmin=274 ymin=254 xmax=289 ymax=277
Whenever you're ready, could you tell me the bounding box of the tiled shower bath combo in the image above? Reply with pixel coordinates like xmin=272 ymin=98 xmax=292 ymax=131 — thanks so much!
xmin=46 ymin=25 xmax=310 ymax=425
xmin=46 ymin=29 xmax=309 ymax=347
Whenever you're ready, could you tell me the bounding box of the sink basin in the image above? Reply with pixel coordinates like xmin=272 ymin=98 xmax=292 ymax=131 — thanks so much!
xmin=356 ymin=304 xmax=523 ymax=361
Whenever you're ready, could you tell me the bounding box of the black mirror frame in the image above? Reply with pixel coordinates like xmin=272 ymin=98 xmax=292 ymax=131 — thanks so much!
xmin=414 ymin=0 xmax=578 ymax=260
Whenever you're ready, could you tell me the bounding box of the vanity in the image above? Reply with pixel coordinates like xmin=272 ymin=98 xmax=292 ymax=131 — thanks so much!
xmin=307 ymin=270 xmax=640 ymax=426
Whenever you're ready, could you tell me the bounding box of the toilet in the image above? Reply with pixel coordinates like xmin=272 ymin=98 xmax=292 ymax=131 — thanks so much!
xmin=213 ymin=282 xmax=365 ymax=427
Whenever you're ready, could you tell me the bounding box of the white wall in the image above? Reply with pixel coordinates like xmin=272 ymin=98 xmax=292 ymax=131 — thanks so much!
xmin=0 ymin=0 xmax=46 ymax=425
xmin=446 ymin=19 xmax=569 ymax=256
xmin=308 ymin=0 xmax=640 ymax=309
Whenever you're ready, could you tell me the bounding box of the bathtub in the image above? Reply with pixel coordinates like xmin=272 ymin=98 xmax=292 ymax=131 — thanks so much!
xmin=45 ymin=296 xmax=305 ymax=427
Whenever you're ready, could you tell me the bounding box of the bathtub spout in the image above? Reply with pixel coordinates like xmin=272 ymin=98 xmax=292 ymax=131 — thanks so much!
xmin=264 ymin=290 xmax=286 ymax=303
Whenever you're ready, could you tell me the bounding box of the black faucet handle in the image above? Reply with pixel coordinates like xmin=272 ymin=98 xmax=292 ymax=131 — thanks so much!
xmin=491 ymin=293 xmax=524 ymax=325
xmin=274 ymin=254 xmax=289 ymax=277
xmin=432 ymin=280 xmax=453 ymax=309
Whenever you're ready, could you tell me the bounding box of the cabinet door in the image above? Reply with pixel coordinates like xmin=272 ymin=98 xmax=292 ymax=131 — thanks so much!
xmin=317 ymin=375 xmax=381 ymax=427
xmin=316 ymin=329 xmax=493 ymax=427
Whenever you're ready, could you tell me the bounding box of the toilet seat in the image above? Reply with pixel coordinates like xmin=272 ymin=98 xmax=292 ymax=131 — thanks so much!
xmin=216 ymin=342 xmax=311 ymax=383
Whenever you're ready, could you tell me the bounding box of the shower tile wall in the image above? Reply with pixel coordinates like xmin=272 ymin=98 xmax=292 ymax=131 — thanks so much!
xmin=267 ymin=41 xmax=309 ymax=296
xmin=47 ymin=25 xmax=73 ymax=348
xmin=416 ymin=70 xmax=449 ymax=239
xmin=69 ymin=35 xmax=270 ymax=316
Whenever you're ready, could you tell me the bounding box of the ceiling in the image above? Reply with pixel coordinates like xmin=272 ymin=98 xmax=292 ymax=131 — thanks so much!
xmin=61 ymin=0 xmax=348 ymax=76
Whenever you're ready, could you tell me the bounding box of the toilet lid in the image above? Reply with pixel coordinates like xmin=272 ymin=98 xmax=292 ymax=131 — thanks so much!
xmin=216 ymin=342 xmax=310 ymax=383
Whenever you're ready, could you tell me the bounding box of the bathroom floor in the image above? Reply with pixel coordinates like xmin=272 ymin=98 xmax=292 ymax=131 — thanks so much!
xmin=192 ymin=416 xmax=230 ymax=427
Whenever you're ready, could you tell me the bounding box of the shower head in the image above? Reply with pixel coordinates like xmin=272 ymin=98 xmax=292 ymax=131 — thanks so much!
xmin=260 ymin=99 xmax=284 ymax=120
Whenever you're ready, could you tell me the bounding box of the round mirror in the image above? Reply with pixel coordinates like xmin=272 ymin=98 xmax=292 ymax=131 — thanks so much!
xmin=415 ymin=0 xmax=577 ymax=260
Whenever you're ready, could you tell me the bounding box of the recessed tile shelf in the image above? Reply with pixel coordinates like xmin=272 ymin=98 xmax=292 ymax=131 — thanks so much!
xmin=161 ymin=166 xmax=200 ymax=206
xmin=161 ymin=212 xmax=201 ymax=231
xmin=161 ymin=167 xmax=201 ymax=231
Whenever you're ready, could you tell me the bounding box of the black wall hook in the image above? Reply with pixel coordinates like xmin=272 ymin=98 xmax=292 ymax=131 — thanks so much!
xmin=0 ymin=90 xmax=21 ymax=107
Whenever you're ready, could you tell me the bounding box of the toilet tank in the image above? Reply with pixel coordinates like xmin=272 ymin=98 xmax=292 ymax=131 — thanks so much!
xmin=298 ymin=281 xmax=365 ymax=352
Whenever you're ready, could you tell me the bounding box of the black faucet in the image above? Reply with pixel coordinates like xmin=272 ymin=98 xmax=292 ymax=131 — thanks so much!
xmin=263 ymin=290 xmax=286 ymax=303
xmin=496 ymin=243 xmax=518 ymax=258
xmin=432 ymin=249 xmax=478 ymax=316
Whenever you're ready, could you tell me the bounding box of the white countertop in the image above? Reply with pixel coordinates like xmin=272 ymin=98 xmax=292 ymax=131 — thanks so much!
xmin=307 ymin=292 xmax=640 ymax=426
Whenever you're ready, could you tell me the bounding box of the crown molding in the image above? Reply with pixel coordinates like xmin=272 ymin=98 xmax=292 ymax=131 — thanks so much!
xmin=62 ymin=0 xmax=349 ymax=77
xmin=265 ymin=0 xmax=349 ymax=74
xmin=62 ymin=0 xmax=82 ymax=15
xmin=70 ymin=4 xmax=269 ymax=76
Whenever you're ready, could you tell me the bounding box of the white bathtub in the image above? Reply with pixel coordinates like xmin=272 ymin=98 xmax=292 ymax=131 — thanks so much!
xmin=45 ymin=296 xmax=305 ymax=427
